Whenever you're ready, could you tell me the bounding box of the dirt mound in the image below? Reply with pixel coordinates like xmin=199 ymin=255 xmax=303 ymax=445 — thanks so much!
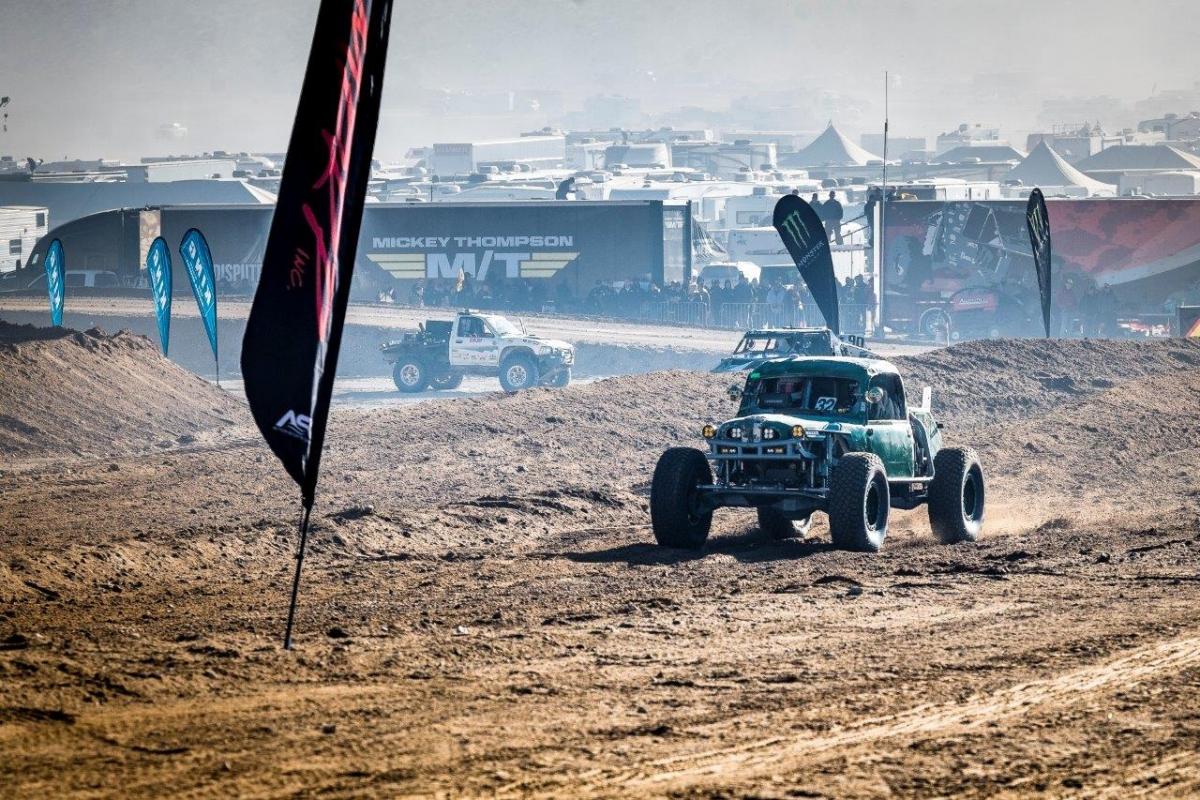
xmin=896 ymin=337 xmax=1200 ymax=426
xmin=0 ymin=322 xmax=245 ymax=462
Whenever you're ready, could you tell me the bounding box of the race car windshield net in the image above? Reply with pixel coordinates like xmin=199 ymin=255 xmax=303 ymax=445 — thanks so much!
xmin=740 ymin=375 xmax=862 ymax=417
xmin=733 ymin=333 xmax=832 ymax=357
xmin=734 ymin=335 xmax=784 ymax=355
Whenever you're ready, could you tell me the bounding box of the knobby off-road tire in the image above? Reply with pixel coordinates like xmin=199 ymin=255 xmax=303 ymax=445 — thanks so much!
xmin=545 ymin=367 xmax=571 ymax=388
xmin=499 ymin=353 xmax=539 ymax=393
xmin=430 ymin=372 xmax=464 ymax=391
xmin=928 ymin=447 xmax=985 ymax=544
xmin=650 ymin=447 xmax=713 ymax=549
xmin=757 ymin=507 xmax=813 ymax=540
xmin=828 ymin=452 xmax=890 ymax=552
xmin=392 ymin=359 xmax=429 ymax=393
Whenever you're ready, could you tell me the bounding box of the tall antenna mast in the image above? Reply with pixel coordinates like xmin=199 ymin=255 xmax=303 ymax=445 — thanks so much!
xmin=879 ymin=71 xmax=889 ymax=321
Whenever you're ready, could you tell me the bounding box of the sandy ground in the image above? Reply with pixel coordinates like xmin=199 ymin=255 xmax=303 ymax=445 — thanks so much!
xmin=2 ymin=325 xmax=1200 ymax=798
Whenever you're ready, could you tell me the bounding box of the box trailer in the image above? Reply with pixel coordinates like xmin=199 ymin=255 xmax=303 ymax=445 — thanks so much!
xmin=7 ymin=200 xmax=693 ymax=302
xmin=357 ymin=200 xmax=692 ymax=300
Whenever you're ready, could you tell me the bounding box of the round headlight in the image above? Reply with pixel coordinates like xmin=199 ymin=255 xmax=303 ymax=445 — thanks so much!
xmin=702 ymin=424 xmax=716 ymax=439
xmin=791 ymin=424 xmax=805 ymax=438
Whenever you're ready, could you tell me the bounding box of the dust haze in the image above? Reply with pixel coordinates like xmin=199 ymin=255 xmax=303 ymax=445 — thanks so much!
xmin=2 ymin=0 xmax=1198 ymax=159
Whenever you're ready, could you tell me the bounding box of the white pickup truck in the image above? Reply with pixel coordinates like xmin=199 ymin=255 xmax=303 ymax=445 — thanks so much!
xmin=382 ymin=311 xmax=576 ymax=393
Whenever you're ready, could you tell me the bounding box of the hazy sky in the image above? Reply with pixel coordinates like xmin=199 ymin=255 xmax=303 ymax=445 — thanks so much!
xmin=2 ymin=0 xmax=1198 ymax=161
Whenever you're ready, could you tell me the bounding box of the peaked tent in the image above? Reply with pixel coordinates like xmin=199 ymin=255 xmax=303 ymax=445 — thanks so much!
xmin=937 ymin=144 xmax=1027 ymax=163
xmin=1007 ymin=142 xmax=1116 ymax=196
xmin=784 ymin=123 xmax=881 ymax=167
xmin=1075 ymin=144 xmax=1200 ymax=172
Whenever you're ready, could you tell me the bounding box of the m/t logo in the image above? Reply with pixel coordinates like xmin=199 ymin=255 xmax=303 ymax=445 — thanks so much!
xmin=274 ymin=410 xmax=313 ymax=441
xmin=367 ymin=250 xmax=578 ymax=280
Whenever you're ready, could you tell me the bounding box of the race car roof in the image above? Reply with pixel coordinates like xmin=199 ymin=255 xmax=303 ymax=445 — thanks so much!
xmin=749 ymin=355 xmax=899 ymax=379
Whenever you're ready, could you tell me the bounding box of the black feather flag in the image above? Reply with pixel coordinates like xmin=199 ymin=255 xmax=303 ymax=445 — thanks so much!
xmin=240 ymin=0 xmax=393 ymax=648
xmin=1026 ymin=188 xmax=1053 ymax=337
xmin=773 ymin=194 xmax=840 ymax=335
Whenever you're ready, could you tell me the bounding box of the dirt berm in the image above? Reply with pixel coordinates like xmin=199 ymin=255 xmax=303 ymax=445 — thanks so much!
xmin=2 ymin=332 xmax=1200 ymax=797
xmin=0 ymin=322 xmax=245 ymax=462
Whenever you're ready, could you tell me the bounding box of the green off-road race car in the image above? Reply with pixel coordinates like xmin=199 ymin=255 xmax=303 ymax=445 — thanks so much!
xmin=650 ymin=356 xmax=984 ymax=552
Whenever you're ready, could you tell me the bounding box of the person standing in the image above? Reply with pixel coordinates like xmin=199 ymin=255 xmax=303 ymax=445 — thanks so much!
xmin=810 ymin=192 xmax=825 ymax=230
xmin=862 ymin=275 xmax=878 ymax=335
xmin=863 ymin=187 xmax=882 ymax=242
xmin=823 ymin=190 xmax=844 ymax=245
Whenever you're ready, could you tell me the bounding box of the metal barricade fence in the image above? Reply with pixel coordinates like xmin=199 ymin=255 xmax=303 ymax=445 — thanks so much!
xmin=838 ymin=303 xmax=872 ymax=336
xmin=713 ymin=302 xmax=875 ymax=334
xmin=644 ymin=300 xmax=711 ymax=327
xmin=716 ymin=303 xmax=818 ymax=329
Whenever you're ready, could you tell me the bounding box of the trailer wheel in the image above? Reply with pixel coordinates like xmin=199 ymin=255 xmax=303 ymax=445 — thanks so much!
xmin=499 ymin=352 xmax=539 ymax=393
xmin=757 ymin=507 xmax=812 ymax=540
xmin=392 ymin=359 xmax=429 ymax=393
xmin=430 ymin=373 xmax=464 ymax=391
xmin=828 ymin=453 xmax=890 ymax=552
xmin=928 ymin=447 xmax=985 ymax=544
xmin=650 ymin=447 xmax=713 ymax=549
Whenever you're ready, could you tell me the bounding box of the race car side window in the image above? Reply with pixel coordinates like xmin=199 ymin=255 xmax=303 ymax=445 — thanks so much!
xmin=868 ymin=374 xmax=906 ymax=420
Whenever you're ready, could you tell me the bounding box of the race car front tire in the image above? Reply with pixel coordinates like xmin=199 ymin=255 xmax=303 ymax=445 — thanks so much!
xmin=544 ymin=367 xmax=571 ymax=388
xmin=829 ymin=453 xmax=890 ymax=552
xmin=651 ymin=447 xmax=713 ymax=550
xmin=499 ymin=353 xmax=540 ymax=393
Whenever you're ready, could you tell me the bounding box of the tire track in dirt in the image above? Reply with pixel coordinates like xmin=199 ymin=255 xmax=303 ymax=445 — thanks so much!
xmin=582 ymin=634 xmax=1200 ymax=795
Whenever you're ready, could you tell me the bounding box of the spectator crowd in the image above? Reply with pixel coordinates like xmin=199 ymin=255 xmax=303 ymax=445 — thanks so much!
xmin=384 ymin=269 xmax=878 ymax=334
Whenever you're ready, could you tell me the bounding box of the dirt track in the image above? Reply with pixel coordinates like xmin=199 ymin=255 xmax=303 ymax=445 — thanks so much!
xmin=2 ymin=326 xmax=1200 ymax=798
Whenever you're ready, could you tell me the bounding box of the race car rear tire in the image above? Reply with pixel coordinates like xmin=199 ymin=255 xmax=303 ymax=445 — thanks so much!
xmin=392 ymin=359 xmax=429 ymax=393
xmin=928 ymin=447 xmax=985 ymax=544
xmin=430 ymin=372 xmax=464 ymax=391
xmin=651 ymin=447 xmax=713 ymax=550
xmin=499 ymin=353 xmax=539 ymax=393
xmin=828 ymin=453 xmax=890 ymax=552
xmin=757 ymin=507 xmax=812 ymax=540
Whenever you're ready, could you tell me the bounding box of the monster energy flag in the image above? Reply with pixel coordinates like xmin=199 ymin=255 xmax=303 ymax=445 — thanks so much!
xmin=239 ymin=0 xmax=393 ymax=647
xmin=773 ymin=194 xmax=839 ymax=334
xmin=145 ymin=237 xmax=173 ymax=355
xmin=44 ymin=239 xmax=65 ymax=327
xmin=1026 ymin=188 xmax=1052 ymax=337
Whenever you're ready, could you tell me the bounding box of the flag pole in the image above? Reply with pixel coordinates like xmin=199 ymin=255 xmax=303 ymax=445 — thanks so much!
xmin=283 ymin=498 xmax=314 ymax=650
